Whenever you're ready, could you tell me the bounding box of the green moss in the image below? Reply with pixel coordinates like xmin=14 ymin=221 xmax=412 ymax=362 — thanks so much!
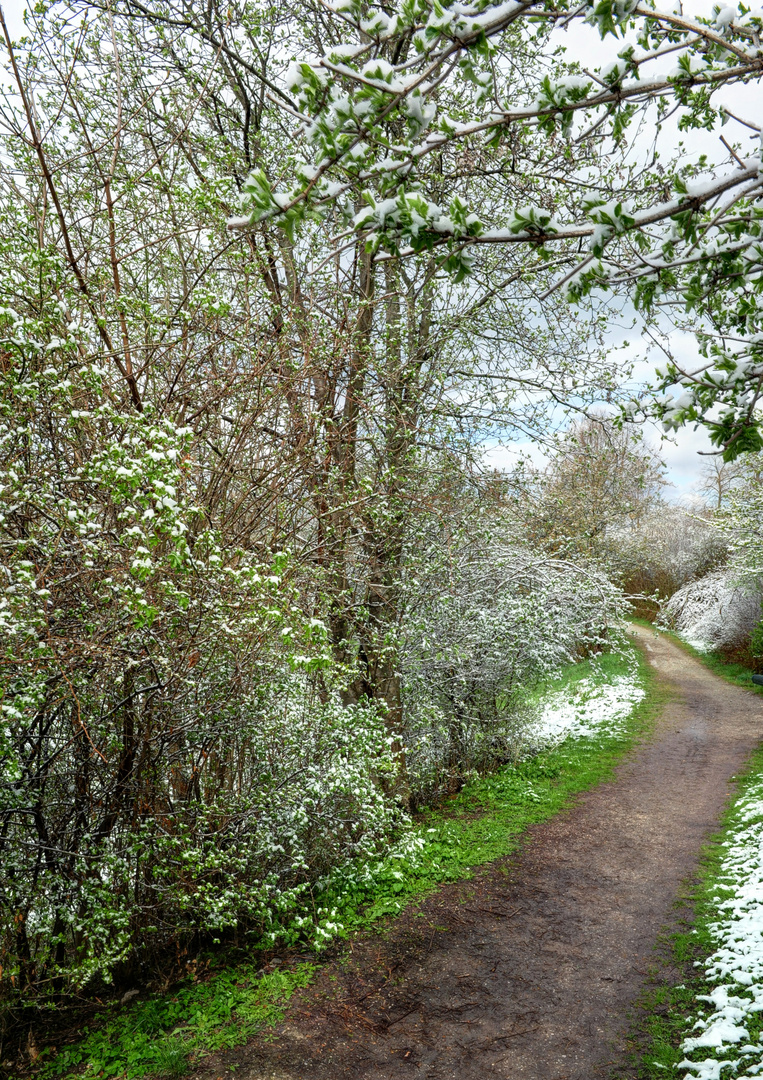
xmin=38 ymin=639 xmax=662 ymax=1080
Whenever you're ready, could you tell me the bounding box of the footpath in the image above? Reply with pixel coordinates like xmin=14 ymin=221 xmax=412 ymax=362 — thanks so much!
xmin=188 ymin=627 xmax=763 ymax=1080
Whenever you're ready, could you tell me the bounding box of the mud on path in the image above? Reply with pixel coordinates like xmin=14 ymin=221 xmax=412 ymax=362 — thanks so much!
xmin=191 ymin=628 xmax=763 ymax=1080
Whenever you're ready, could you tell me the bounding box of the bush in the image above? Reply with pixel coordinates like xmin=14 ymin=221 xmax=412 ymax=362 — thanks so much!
xmin=603 ymin=506 xmax=726 ymax=614
xmin=401 ymin=543 xmax=625 ymax=805
xmin=658 ymin=568 xmax=762 ymax=652
xmin=0 ymin=308 xmax=397 ymax=1040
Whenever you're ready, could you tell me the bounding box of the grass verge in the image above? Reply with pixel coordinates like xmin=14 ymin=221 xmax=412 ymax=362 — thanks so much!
xmin=36 ymin=639 xmax=663 ymax=1080
xmin=619 ymin=739 xmax=763 ymax=1080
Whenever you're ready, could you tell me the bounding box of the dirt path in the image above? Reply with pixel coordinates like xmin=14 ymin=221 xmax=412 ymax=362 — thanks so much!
xmin=193 ymin=628 xmax=763 ymax=1080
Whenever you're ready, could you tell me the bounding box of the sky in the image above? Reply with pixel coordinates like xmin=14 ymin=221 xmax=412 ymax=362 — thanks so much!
xmin=0 ymin=1 xmax=24 ymax=50
xmin=0 ymin=0 xmax=758 ymax=500
xmin=483 ymin=424 xmax=714 ymax=502
xmin=482 ymin=319 xmax=720 ymax=500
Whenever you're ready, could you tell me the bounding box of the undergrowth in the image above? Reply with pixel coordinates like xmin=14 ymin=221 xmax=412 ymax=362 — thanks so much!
xmin=32 ymin=640 xmax=661 ymax=1080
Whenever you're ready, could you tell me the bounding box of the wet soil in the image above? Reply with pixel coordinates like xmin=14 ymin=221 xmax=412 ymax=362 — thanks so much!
xmin=191 ymin=627 xmax=763 ymax=1080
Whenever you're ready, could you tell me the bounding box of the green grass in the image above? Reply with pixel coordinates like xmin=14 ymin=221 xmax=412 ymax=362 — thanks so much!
xmin=619 ymin=740 xmax=763 ymax=1080
xmin=37 ymin=964 xmax=316 ymax=1080
xmin=36 ymin=639 xmax=663 ymax=1080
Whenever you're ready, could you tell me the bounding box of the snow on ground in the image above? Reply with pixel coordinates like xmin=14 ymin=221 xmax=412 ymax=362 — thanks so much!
xmin=677 ymin=775 xmax=763 ymax=1080
xmin=528 ymin=660 xmax=645 ymax=749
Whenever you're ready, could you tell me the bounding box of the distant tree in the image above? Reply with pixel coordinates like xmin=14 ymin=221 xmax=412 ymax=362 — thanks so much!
xmin=525 ymin=416 xmax=666 ymax=555
xmin=696 ymin=458 xmax=744 ymax=510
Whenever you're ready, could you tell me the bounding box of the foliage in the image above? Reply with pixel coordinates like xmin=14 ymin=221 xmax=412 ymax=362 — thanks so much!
xmin=0 ymin=0 xmax=626 ymax=747
xmin=0 ymin=299 xmax=401 ymax=1024
xmin=35 ymin=643 xmax=657 ymax=1080
xmin=715 ymin=453 xmax=763 ymax=586
xmin=211 ymin=0 xmax=763 ymax=456
xmin=607 ymin=506 xmax=727 ymax=608
xmin=523 ymin=416 xmax=666 ymax=555
xmin=401 ymin=536 xmax=625 ymax=804
xmin=39 ymin=962 xmax=316 ymax=1079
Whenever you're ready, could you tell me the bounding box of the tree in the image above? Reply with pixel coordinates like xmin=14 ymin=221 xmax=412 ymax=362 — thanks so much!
xmin=523 ymin=415 xmax=666 ymax=554
xmin=200 ymin=0 xmax=763 ymax=458
xmin=0 ymin=0 xmax=649 ymax=1042
xmin=0 ymin=0 xmax=626 ymax=753
xmin=696 ymin=457 xmax=744 ymax=510
xmin=715 ymin=452 xmax=763 ymax=584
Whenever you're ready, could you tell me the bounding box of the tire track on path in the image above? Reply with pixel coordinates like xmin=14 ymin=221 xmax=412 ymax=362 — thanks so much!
xmin=193 ymin=627 xmax=763 ymax=1080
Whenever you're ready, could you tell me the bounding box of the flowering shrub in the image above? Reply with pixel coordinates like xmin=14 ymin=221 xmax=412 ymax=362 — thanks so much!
xmin=658 ymin=566 xmax=762 ymax=652
xmin=0 ymin=301 xmax=397 ymax=1011
xmin=604 ymin=506 xmax=727 ymax=610
xmin=681 ymin=463 xmax=763 ymax=655
xmin=401 ymin=544 xmax=625 ymax=805
xmin=0 ymin=286 xmax=628 ymax=1033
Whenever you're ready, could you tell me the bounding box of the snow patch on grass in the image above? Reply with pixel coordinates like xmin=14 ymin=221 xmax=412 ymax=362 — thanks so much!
xmin=528 ymin=662 xmax=645 ymax=749
xmin=678 ymin=775 xmax=763 ymax=1080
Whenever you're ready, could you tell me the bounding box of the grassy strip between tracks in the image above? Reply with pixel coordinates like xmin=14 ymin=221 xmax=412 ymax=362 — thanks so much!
xmin=34 ymin=640 xmax=662 ymax=1080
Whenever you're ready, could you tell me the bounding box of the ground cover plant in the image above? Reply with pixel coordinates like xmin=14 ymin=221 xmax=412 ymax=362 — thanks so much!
xmin=29 ymin=640 xmax=659 ymax=1080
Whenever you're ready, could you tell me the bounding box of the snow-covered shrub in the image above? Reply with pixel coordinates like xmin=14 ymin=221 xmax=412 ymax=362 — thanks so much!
xmin=653 ymin=470 xmax=763 ymax=654
xmin=659 ymin=569 xmax=762 ymax=651
xmin=603 ymin=506 xmax=726 ymax=606
xmin=401 ymin=544 xmax=624 ymax=804
xmin=0 ymin=303 xmax=398 ymax=1007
